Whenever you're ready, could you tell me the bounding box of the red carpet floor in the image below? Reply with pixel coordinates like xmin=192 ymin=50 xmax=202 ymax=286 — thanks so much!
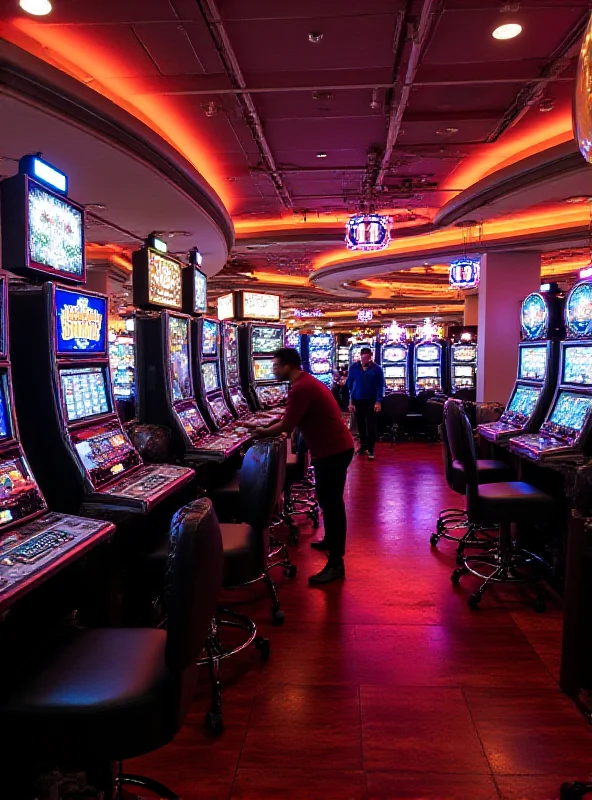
xmin=127 ymin=442 xmax=591 ymax=799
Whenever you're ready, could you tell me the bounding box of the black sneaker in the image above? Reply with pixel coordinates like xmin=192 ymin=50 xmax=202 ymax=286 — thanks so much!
xmin=310 ymin=538 xmax=329 ymax=551
xmin=308 ymin=562 xmax=345 ymax=585
xmin=356 ymin=447 xmax=368 ymax=456
xmin=368 ymin=451 xmax=375 ymax=460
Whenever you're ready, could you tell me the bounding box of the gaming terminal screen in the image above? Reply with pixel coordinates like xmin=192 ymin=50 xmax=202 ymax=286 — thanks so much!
xmin=0 ymin=373 xmax=11 ymax=440
xmin=562 ymin=345 xmax=592 ymax=386
xmin=415 ymin=344 xmax=440 ymax=362
xmin=382 ymin=346 xmax=406 ymax=363
xmin=202 ymin=319 xmax=218 ymax=356
xmin=252 ymin=326 xmax=283 ymax=354
xmin=508 ymin=385 xmax=540 ymax=417
xmin=254 ymin=358 xmax=275 ymax=382
xmin=549 ymin=392 xmax=592 ymax=433
xmin=202 ymin=361 xmax=220 ymax=393
xmin=60 ymin=367 xmax=110 ymax=422
xmin=384 ymin=366 xmax=405 ymax=378
xmin=168 ymin=316 xmax=192 ymax=401
xmin=518 ymin=345 xmax=547 ymax=382
xmin=28 ymin=183 xmax=84 ymax=280
xmin=55 ymin=288 xmax=107 ymax=355
xmin=417 ymin=366 xmax=439 ymax=378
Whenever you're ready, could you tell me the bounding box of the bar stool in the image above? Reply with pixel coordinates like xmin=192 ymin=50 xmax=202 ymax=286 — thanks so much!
xmin=282 ymin=429 xmax=320 ymax=541
xmin=446 ymin=400 xmax=555 ymax=611
xmin=431 ymin=399 xmax=513 ymax=560
xmin=0 ymin=497 xmax=223 ymax=800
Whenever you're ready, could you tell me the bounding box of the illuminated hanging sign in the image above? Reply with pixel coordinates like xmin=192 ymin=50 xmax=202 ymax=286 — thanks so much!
xmin=345 ymin=214 xmax=391 ymax=252
xmin=239 ymin=291 xmax=281 ymax=321
xmin=217 ymin=293 xmax=234 ymax=320
xmin=385 ymin=320 xmax=404 ymax=342
xmin=449 ymin=257 xmax=480 ymax=289
xmin=293 ymin=309 xmax=323 ymax=318
xmin=357 ymin=309 xmax=373 ymax=323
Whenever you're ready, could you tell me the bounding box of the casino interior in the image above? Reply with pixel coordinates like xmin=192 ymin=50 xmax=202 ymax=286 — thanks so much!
xmin=1 ymin=1 xmax=592 ymax=798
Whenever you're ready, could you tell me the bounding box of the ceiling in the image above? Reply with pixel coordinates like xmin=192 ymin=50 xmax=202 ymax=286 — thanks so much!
xmin=1 ymin=0 xmax=591 ymax=324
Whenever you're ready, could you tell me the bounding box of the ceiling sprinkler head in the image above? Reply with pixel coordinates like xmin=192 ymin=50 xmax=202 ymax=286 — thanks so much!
xmin=308 ymin=31 xmax=323 ymax=43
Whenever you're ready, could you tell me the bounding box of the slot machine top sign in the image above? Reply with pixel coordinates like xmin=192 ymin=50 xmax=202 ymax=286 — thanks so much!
xmin=238 ymin=291 xmax=280 ymax=321
xmin=132 ymin=237 xmax=183 ymax=311
xmin=55 ymin=288 xmax=107 ymax=355
xmin=521 ymin=293 xmax=548 ymax=340
xmin=566 ymin=281 xmax=592 ymax=338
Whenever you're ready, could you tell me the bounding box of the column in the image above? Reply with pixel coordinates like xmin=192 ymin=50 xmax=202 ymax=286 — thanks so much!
xmin=85 ymin=263 xmax=111 ymax=296
xmin=477 ymin=251 xmax=541 ymax=404
xmin=464 ymin=293 xmax=478 ymax=326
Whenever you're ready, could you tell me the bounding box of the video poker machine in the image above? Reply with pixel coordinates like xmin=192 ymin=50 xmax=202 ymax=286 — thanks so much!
xmin=509 ymin=280 xmax=592 ymax=464
xmin=307 ymin=332 xmax=335 ymax=388
xmin=413 ymin=340 xmax=446 ymax=394
xmin=479 ymin=287 xmax=564 ymax=445
xmin=1 ymin=166 xmax=194 ymax=517
xmin=381 ymin=342 xmax=411 ymax=394
xmin=133 ymin=241 xmax=251 ymax=463
xmin=0 ymin=272 xmax=114 ymax=609
xmin=447 ymin=327 xmax=478 ymax=397
xmin=221 ymin=320 xmax=280 ymax=426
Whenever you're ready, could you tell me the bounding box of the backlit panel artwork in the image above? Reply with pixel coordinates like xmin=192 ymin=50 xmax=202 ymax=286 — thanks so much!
xmin=194 ymin=269 xmax=207 ymax=314
xmin=519 ymin=345 xmax=547 ymax=381
xmin=415 ymin=344 xmax=440 ymax=362
xmin=383 ymin=346 xmax=407 ymax=363
xmin=563 ymin=346 xmax=592 ymax=386
xmin=28 ymin=184 xmax=84 ymax=278
xmin=453 ymin=345 xmax=477 ymax=363
xmin=508 ymin=385 xmax=540 ymax=417
xmin=168 ymin=316 xmax=192 ymax=401
xmin=55 ymin=289 xmax=107 ymax=355
xmin=148 ymin=251 xmax=182 ymax=309
xmin=549 ymin=392 xmax=592 ymax=433
xmin=521 ymin=293 xmax=547 ymax=340
xmin=566 ymin=282 xmax=592 ymax=337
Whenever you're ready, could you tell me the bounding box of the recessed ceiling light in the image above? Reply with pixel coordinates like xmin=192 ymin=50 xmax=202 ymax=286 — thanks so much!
xmin=492 ymin=23 xmax=522 ymax=40
xmin=316 ymin=152 xmax=327 ymax=159
xmin=19 ymin=0 xmax=52 ymax=14
xmin=565 ymin=196 xmax=592 ymax=204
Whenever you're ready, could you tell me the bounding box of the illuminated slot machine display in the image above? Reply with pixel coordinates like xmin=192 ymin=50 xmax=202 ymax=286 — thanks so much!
xmin=479 ymin=286 xmax=565 ymax=445
xmin=2 ymin=163 xmax=193 ymax=516
xmin=413 ymin=341 xmax=445 ymax=394
xmin=109 ymin=328 xmax=136 ymax=421
xmin=134 ymin=240 xmax=251 ymax=463
xmin=381 ymin=343 xmax=411 ymax=394
xmin=286 ymin=329 xmax=301 ymax=355
xmin=308 ymin=332 xmax=335 ymax=388
xmin=0 ymin=270 xmax=114 ymax=609
xmin=235 ymin=290 xmax=288 ymax=410
xmin=509 ymin=280 xmax=592 ymax=464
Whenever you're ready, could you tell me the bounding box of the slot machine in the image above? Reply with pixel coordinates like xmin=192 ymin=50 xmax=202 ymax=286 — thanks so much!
xmin=413 ymin=340 xmax=446 ymax=394
xmin=448 ymin=327 xmax=478 ymax=397
xmin=381 ymin=342 xmax=411 ymax=394
xmin=307 ymin=332 xmax=335 ymax=388
xmin=286 ymin=329 xmax=302 ymax=355
xmin=133 ymin=240 xmax=251 ymax=463
xmin=0 ymin=271 xmax=114 ymax=608
xmin=2 ymin=164 xmax=194 ymax=516
xmin=478 ymin=287 xmax=564 ymax=445
xmin=509 ymin=280 xmax=592 ymax=464
xmin=220 ymin=320 xmax=280 ymax=425
xmin=239 ymin=322 xmax=288 ymax=410
xmin=109 ymin=326 xmax=136 ymax=421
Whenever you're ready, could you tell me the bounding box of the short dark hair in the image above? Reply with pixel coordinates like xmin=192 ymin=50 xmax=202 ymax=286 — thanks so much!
xmin=360 ymin=347 xmax=372 ymax=356
xmin=273 ymin=347 xmax=301 ymax=369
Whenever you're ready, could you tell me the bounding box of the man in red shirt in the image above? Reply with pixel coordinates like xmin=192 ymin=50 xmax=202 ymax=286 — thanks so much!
xmin=250 ymin=347 xmax=354 ymax=585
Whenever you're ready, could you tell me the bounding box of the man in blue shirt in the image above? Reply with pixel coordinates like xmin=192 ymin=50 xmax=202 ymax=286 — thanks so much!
xmin=347 ymin=347 xmax=384 ymax=460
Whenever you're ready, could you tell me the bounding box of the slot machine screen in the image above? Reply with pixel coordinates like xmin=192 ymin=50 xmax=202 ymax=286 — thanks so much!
xmin=453 ymin=345 xmax=476 ymax=363
xmin=0 ymin=457 xmax=45 ymax=528
xmin=210 ymin=397 xmax=229 ymax=425
xmin=177 ymin=406 xmax=209 ymax=445
xmin=252 ymin=326 xmax=283 ymax=354
xmin=549 ymin=392 xmax=592 ymax=433
xmin=507 ymin=385 xmax=541 ymax=417
xmin=0 ymin=374 xmax=11 ymax=440
xmin=73 ymin=428 xmax=137 ymax=477
xmin=416 ymin=345 xmax=440 ymax=362
xmin=55 ymin=288 xmax=107 ymax=355
xmin=148 ymin=251 xmax=182 ymax=309
xmin=310 ymin=334 xmax=333 ymax=349
xmin=417 ymin=366 xmax=439 ymax=378
xmin=384 ymin=366 xmax=405 ymax=378
xmin=454 ymin=366 xmax=474 ymax=378
xmin=202 ymin=319 xmax=218 ymax=356
xmin=223 ymin=325 xmax=240 ymax=384
xmin=383 ymin=346 xmax=406 ymax=363
xmin=168 ymin=316 xmax=192 ymax=401
xmin=202 ymin=362 xmax=220 ymax=393
xmin=311 ymin=360 xmax=331 ymax=374
xmin=518 ymin=345 xmax=547 ymax=381
xmin=60 ymin=367 xmax=110 ymax=422
xmin=27 ymin=183 xmax=84 ymax=280
xmin=562 ymin=345 xmax=592 ymax=386
xmin=254 ymin=358 xmax=275 ymax=382
xmin=194 ymin=269 xmax=207 ymax=314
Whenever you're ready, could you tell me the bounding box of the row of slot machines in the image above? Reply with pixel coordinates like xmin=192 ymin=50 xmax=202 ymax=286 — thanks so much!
xmin=479 ymin=282 xmax=592 ymax=465
xmin=379 ymin=338 xmax=478 ymax=397
xmin=0 ymin=160 xmax=289 ymax=613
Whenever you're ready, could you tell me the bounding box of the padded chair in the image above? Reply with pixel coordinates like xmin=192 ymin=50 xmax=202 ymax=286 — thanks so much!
xmin=446 ymin=400 xmax=555 ymax=611
xmin=379 ymin=392 xmax=410 ymax=443
xmin=431 ymin=399 xmax=513 ymax=559
xmin=0 ymin=497 xmax=223 ymax=800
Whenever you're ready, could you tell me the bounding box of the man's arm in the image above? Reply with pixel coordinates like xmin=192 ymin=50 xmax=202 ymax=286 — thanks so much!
xmin=252 ymin=385 xmax=309 ymax=438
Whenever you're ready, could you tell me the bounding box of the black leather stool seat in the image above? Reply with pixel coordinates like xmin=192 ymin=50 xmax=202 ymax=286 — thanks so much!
xmin=475 ymin=481 xmax=554 ymax=523
xmin=0 ymin=628 xmax=193 ymax=763
xmin=452 ymin=458 xmax=514 ymax=484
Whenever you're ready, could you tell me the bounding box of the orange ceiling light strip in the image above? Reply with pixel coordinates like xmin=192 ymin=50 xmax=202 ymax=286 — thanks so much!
xmin=251 ymin=271 xmax=310 ymax=286
xmin=6 ymin=18 xmax=233 ymax=210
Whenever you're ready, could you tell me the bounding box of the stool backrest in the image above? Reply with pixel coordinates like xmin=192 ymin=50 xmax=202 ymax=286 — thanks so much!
xmin=164 ymin=497 xmax=223 ymax=672
xmin=445 ymin=399 xmax=480 ymax=510
xmin=239 ymin=438 xmax=284 ymax=530
xmin=441 ymin=401 xmax=456 ymax=490
xmin=381 ymin=392 xmax=410 ymax=422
